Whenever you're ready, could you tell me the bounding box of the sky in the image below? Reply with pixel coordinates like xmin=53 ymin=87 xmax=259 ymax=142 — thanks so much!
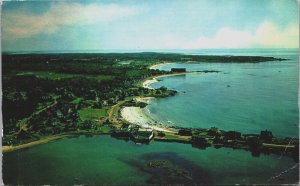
xmin=1 ymin=0 xmax=299 ymax=51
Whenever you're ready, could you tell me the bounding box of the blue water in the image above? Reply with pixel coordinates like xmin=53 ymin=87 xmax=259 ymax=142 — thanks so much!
xmin=3 ymin=135 xmax=299 ymax=185
xmin=3 ymin=49 xmax=299 ymax=185
xmin=149 ymin=49 xmax=299 ymax=137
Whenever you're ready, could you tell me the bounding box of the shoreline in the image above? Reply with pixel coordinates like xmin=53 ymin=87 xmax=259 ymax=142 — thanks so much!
xmin=2 ymin=63 xmax=212 ymax=153
xmin=142 ymin=71 xmax=204 ymax=89
xmin=2 ymin=131 xmax=111 ymax=153
xmin=136 ymin=64 xmax=205 ymax=131
xmin=131 ymin=63 xmax=205 ymax=132
xmin=129 ymin=63 xmax=185 ymax=132
xmin=2 ymin=134 xmax=72 ymax=153
xmin=120 ymin=105 xmax=175 ymax=133
xmin=149 ymin=62 xmax=173 ymax=70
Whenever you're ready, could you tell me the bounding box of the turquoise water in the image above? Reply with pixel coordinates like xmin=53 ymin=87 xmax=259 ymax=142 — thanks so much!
xmin=3 ymin=49 xmax=299 ymax=184
xmin=149 ymin=49 xmax=299 ymax=137
xmin=3 ymin=135 xmax=299 ymax=185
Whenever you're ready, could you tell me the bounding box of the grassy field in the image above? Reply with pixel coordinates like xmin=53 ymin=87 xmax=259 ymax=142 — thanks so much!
xmin=126 ymin=69 xmax=149 ymax=77
xmin=163 ymin=133 xmax=191 ymax=141
xmin=98 ymin=125 xmax=112 ymax=133
xmin=17 ymin=71 xmax=114 ymax=81
xmin=70 ymin=98 xmax=83 ymax=104
xmin=78 ymin=106 xmax=111 ymax=121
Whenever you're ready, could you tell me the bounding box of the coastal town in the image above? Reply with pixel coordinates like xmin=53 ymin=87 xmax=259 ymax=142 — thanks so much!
xmin=2 ymin=1 xmax=299 ymax=184
xmin=2 ymin=53 xmax=298 ymax=162
xmin=111 ymin=97 xmax=299 ymax=161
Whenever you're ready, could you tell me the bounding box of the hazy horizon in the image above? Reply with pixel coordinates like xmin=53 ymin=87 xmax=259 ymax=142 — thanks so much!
xmin=2 ymin=0 xmax=299 ymax=51
xmin=3 ymin=48 xmax=298 ymax=54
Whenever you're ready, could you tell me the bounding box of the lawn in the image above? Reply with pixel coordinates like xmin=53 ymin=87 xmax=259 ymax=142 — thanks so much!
xmin=126 ymin=69 xmax=148 ymax=77
xmin=70 ymin=98 xmax=83 ymax=104
xmin=164 ymin=133 xmax=191 ymax=142
xmin=98 ymin=125 xmax=112 ymax=133
xmin=16 ymin=71 xmax=114 ymax=81
xmin=78 ymin=106 xmax=110 ymax=121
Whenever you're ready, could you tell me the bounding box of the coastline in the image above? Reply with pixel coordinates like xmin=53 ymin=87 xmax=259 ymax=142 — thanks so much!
xmin=2 ymin=131 xmax=111 ymax=153
xmin=120 ymin=104 xmax=175 ymax=133
xmin=2 ymin=63 xmax=205 ymax=153
xmin=127 ymin=63 xmax=205 ymax=132
xmin=2 ymin=134 xmax=72 ymax=153
xmin=142 ymin=71 xmax=204 ymax=89
xmin=121 ymin=96 xmax=176 ymax=133
xmin=149 ymin=62 xmax=173 ymax=70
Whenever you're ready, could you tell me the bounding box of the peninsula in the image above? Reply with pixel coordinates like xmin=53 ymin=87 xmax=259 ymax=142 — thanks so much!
xmin=2 ymin=52 xmax=297 ymax=161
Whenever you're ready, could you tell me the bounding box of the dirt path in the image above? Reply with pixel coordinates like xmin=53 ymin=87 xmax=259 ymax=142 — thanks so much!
xmin=2 ymin=134 xmax=72 ymax=153
xmin=108 ymin=100 xmax=127 ymax=126
xmin=18 ymin=100 xmax=58 ymax=132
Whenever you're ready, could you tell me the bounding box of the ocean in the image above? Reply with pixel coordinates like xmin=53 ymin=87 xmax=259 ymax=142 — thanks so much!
xmin=148 ymin=49 xmax=299 ymax=137
xmin=3 ymin=49 xmax=299 ymax=184
xmin=3 ymin=135 xmax=299 ymax=185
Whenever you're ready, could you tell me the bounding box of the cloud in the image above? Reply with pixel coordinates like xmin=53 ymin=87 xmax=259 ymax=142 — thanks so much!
xmin=181 ymin=22 xmax=299 ymax=48
xmin=122 ymin=22 xmax=298 ymax=50
xmin=2 ymin=2 xmax=142 ymax=39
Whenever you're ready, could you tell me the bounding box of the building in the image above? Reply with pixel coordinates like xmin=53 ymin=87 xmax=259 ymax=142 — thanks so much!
xmin=131 ymin=128 xmax=154 ymax=143
xmin=259 ymin=130 xmax=273 ymax=142
xmin=111 ymin=124 xmax=132 ymax=138
xmin=178 ymin=129 xmax=192 ymax=136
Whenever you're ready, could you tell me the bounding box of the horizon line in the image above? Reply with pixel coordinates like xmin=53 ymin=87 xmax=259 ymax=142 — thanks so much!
xmin=2 ymin=48 xmax=298 ymax=53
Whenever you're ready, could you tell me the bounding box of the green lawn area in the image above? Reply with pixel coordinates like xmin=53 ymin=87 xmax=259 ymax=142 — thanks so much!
xmin=70 ymin=98 xmax=83 ymax=104
xmin=78 ymin=106 xmax=110 ymax=121
xmin=126 ymin=69 xmax=148 ymax=77
xmin=98 ymin=125 xmax=112 ymax=133
xmin=164 ymin=133 xmax=191 ymax=142
xmin=17 ymin=71 xmax=114 ymax=81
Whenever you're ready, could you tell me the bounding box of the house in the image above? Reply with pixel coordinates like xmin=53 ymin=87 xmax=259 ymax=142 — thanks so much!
xmin=56 ymin=110 xmax=63 ymax=118
xmin=178 ymin=129 xmax=192 ymax=136
xmin=111 ymin=124 xmax=132 ymax=138
xmin=192 ymin=136 xmax=210 ymax=149
xmin=181 ymin=58 xmax=192 ymax=61
xmin=224 ymin=131 xmax=241 ymax=140
xmin=259 ymin=130 xmax=273 ymax=142
xmin=131 ymin=128 xmax=154 ymax=143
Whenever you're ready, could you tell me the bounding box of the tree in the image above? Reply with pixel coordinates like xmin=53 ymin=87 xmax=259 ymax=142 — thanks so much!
xmin=155 ymin=89 xmax=162 ymax=94
xmin=159 ymin=86 xmax=167 ymax=92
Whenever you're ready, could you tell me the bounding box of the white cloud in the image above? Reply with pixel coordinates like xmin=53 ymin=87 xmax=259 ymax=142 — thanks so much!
xmin=181 ymin=22 xmax=299 ymax=48
xmin=116 ymin=21 xmax=298 ymax=50
xmin=254 ymin=22 xmax=298 ymax=48
xmin=3 ymin=2 xmax=142 ymax=38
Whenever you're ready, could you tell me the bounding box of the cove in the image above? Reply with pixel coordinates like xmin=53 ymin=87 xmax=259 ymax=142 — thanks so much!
xmin=3 ymin=135 xmax=299 ymax=185
xmin=148 ymin=49 xmax=299 ymax=137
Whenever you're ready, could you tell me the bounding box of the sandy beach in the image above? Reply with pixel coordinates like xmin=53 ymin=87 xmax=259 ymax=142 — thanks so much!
xmin=142 ymin=78 xmax=158 ymax=89
xmin=143 ymin=62 xmax=172 ymax=89
xmin=142 ymin=71 xmax=203 ymax=89
xmin=135 ymin=96 xmax=155 ymax=103
xmin=121 ymin=106 xmax=175 ymax=133
xmin=149 ymin=62 xmax=173 ymax=70
xmin=133 ymin=63 xmax=205 ymax=132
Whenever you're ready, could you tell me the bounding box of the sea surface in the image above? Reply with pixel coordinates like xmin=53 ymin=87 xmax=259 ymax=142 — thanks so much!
xmin=3 ymin=49 xmax=299 ymax=184
xmin=149 ymin=49 xmax=299 ymax=137
xmin=3 ymin=135 xmax=299 ymax=185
